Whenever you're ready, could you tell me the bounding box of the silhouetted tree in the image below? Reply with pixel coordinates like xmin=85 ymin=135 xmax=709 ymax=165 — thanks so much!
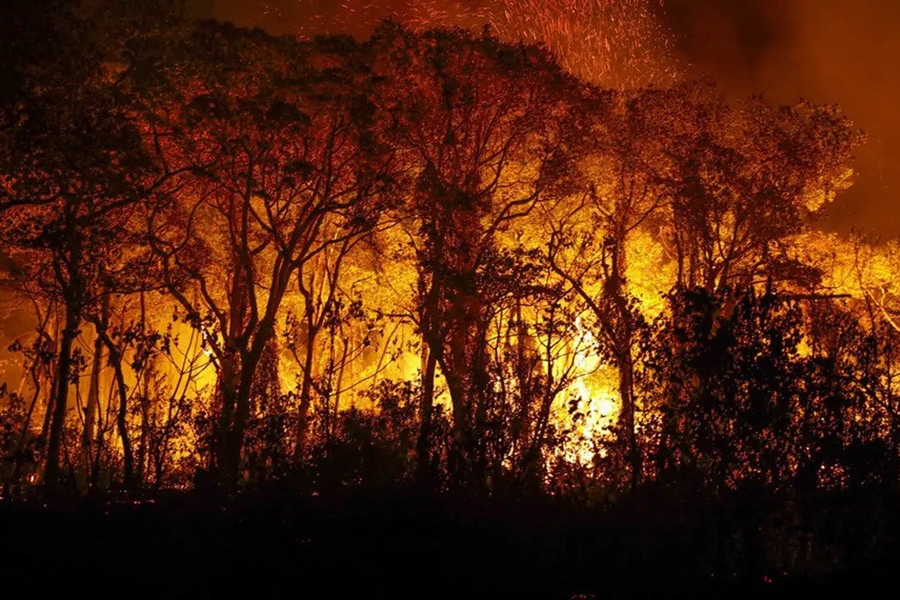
xmin=134 ymin=24 xmax=396 ymax=488
xmin=0 ymin=1 xmax=159 ymax=493
xmin=369 ymin=23 xmax=584 ymax=490
xmin=659 ymin=85 xmax=863 ymax=294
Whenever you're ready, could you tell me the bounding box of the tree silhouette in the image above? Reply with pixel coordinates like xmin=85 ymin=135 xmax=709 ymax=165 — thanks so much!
xmin=368 ymin=23 xmax=584 ymax=490
xmin=0 ymin=1 xmax=160 ymax=492
xmin=133 ymin=23 xmax=396 ymax=488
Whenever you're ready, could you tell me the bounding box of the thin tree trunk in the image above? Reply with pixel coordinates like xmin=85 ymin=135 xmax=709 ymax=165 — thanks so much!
xmin=137 ymin=291 xmax=151 ymax=487
xmin=416 ymin=346 xmax=437 ymax=485
xmin=12 ymin=362 xmax=44 ymax=486
xmin=331 ymin=333 xmax=350 ymax=438
xmin=79 ymin=332 xmax=103 ymax=493
xmin=617 ymin=347 xmax=640 ymax=489
xmin=90 ymin=383 xmax=110 ymax=489
xmin=295 ymin=325 xmax=319 ymax=460
xmin=526 ymin=304 xmax=557 ymax=477
xmin=110 ymin=348 xmax=135 ymax=491
xmin=44 ymin=307 xmax=80 ymax=494
xmin=92 ymin=315 xmax=137 ymax=491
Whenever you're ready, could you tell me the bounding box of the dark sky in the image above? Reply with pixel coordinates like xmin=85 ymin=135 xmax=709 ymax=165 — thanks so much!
xmin=199 ymin=0 xmax=900 ymax=237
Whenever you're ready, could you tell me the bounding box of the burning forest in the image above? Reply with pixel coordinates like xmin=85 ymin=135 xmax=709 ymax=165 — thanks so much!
xmin=1 ymin=0 xmax=899 ymax=596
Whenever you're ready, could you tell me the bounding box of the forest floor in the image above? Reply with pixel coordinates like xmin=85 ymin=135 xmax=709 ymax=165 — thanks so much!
xmin=0 ymin=489 xmax=896 ymax=598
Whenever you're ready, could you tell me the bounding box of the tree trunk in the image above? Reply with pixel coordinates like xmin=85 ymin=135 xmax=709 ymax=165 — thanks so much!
xmin=216 ymin=388 xmax=243 ymax=489
xmin=91 ymin=301 xmax=137 ymax=492
xmin=137 ymin=385 xmax=151 ymax=488
xmin=607 ymin=233 xmax=641 ymax=489
xmin=617 ymin=347 xmax=640 ymax=489
xmin=44 ymin=307 xmax=80 ymax=494
xmin=612 ymin=299 xmax=641 ymax=488
xmin=332 ymin=333 xmax=350 ymax=438
xmin=79 ymin=332 xmax=103 ymax=493
xmin=523 ymin=305 xmax=556 ymax=483
xmin=217 ymin=327 xmax=272 ymax=489
xmin=110 ymin=345 xmax=136 ymax=491
xmin=438 ymin=351 xmax=470 ymax=488
xmin=440 ymin=325 xmax=490 ymax=492
xmin=12 ymin=355 xmax=46 ymax=486
xmin=416 ymin=346 xmax=438 ymax=486
xmin=295 ymin=324 xmax=319 ymax=460
xmin=213 ymin=352 xmax=245 ymax=490
xmin=137 ymin=291 xmax=153 ymax=488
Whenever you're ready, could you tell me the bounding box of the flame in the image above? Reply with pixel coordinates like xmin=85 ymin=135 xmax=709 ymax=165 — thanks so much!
xmin=556 ymin=316 xmax=619 ymax=465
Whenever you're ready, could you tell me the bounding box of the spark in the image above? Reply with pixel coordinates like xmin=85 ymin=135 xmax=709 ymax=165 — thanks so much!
xmin=268 ymin=0 xmax=682 ymax=87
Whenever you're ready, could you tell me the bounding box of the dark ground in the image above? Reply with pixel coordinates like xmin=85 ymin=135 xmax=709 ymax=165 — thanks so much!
xmin=1 ymin=490 xmax=897 ymax=598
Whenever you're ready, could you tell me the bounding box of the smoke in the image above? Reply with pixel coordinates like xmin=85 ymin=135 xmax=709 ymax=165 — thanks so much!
xmin=662 ymin=0 xmax=900 ymax=236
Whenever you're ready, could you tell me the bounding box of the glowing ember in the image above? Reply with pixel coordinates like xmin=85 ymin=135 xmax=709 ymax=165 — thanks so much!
xmin=269 ymin=0 xmax=681 ymax=86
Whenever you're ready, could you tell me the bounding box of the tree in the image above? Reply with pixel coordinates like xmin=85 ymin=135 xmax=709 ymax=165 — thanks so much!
xmin=0 ymin=1 xmax=157 ymax=493
xmin=541 ymin=86 xmax=680 ymax=489
xmin=135 ymin=23 xmax=396 ymax=488
xmin=369 ymin=23 xmax=584 ymax=490
xmin=659 ymin=85 xmax=864 ymax=295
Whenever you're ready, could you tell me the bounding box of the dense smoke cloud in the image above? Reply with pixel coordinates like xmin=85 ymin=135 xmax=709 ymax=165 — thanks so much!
xmin=201 ymin=0 xmax=899 ymax=236
xmin=663 ymin=0 xmax=900 ymax=236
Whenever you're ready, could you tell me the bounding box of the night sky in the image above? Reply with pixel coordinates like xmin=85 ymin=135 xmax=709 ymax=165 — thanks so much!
xmin=197 ymin=0 xmax=900 ymax=237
